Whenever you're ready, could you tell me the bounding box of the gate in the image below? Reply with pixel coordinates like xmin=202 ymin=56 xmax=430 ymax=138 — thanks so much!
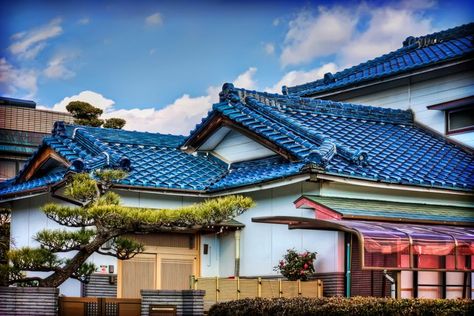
xmin=59 ymin=297 xmax=141 ymax=316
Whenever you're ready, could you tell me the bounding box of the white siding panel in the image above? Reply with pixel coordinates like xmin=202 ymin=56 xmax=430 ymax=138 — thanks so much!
xmin=341 ymin=71 xmax=474 ymax=148
xmin=320 ymin=181 xmax=474 ymax=207
xmin=345 ymin=86 xmax=409 ymax=110
xmin=451 ymin=132 xmax=474 ymax=147
xmin=212 ymin=129 xmax=276 ymax=163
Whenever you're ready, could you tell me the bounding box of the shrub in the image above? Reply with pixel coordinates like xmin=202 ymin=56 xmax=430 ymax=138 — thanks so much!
xmin=274 ymin=249 xmax=317 ymax=281
xmin=208 ymin=297 xmax=474 ymax=316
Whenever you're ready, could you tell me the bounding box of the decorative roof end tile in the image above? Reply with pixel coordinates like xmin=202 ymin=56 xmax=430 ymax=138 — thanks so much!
xmin=52 ymin=121 xmax=67 ymax=136
xmin=323 ymin=72 xmax=336 ymax=84
xmin=219 ymin=82 xmax=241 ymax=104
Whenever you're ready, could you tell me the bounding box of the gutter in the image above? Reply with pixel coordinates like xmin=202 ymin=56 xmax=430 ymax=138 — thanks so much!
xmin=2 ymin=169 xmax=472 ymax=202
xmin=113 ymin=174 xmax=311 ymax=197
xmin=0 ymin=188 xmax=49 ymax=203
xmin=315 ymin=173 xmax=474 ymax=196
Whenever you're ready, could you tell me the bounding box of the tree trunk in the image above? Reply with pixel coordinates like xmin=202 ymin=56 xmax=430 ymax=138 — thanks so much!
xmin=39 ymin=234 xmax=109 ymax=288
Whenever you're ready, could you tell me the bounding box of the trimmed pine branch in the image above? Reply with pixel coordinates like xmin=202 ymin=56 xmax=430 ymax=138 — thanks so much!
xmin=34 ymin=229 xmax=96 ymax=252
xmin=96 ymin=237 xmax=144 ymax=260
xmin=2 ymin=171 xmax=255 ymax=287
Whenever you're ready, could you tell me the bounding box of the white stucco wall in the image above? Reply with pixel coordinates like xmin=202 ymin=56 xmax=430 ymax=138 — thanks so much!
xmin=214 ymin=181 xmax=345 ymax=277
xmin=11 ymin=194 xmax=82 ymax=296
xmin=10 ymin=179 xmax=471 ymax=296
xmin=342 ymin=70 xmax=474 ymax=148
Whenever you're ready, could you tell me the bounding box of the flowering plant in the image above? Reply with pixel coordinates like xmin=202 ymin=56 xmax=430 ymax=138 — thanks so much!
xmin=273 ymin=249 xmax=317 ymax=281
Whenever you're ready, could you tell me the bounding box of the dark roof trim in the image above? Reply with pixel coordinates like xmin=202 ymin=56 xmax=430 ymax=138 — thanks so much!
xmin=427 ymin=96 xmax=474 ymax=111
xmin=0 ymin=96 xmax=36 ymax=108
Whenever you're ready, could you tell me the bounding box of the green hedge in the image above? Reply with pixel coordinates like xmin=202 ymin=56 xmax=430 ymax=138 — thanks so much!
xmin=208 ymin=297 xmax=474 ymax=316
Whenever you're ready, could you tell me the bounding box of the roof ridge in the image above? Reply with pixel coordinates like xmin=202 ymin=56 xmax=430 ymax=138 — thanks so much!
xmin=244 ymin=96 xmax=369 ymax=167
xmin=52 ymin=122 xmax=131 ymax=171
xmin=285 ymin=23 xmax=474 ymax=96
xmin=402 ymin=22 xmax=474 ymax=48
xmin=237 ymin=87 xmax=413 ymax=125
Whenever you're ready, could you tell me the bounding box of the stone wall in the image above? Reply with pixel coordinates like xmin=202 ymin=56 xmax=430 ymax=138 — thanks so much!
xmin=0 ymin=287 xmax=59 ymax=316
xmin=141 ymin=290 xmax=205 ymax=316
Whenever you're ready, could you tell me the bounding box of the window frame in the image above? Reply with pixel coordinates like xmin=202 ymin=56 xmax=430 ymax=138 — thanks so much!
xmin=445 ymin=106 xmax=474 ymax=135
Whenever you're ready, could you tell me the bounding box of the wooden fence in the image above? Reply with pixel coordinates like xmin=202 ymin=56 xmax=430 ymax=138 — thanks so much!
xmin=59 ymin=297 xmax=141 ymax=316
xmin=191 ymin=276 xmax=323 ymax=310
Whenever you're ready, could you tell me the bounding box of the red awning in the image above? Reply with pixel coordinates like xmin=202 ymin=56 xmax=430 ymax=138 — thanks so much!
xmin=251 ymin=216 xmax=474 ymax=271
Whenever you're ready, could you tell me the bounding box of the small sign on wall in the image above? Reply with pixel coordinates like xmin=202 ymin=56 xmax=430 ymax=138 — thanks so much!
xmin=99 ymin=265 xmax=108 ymax=274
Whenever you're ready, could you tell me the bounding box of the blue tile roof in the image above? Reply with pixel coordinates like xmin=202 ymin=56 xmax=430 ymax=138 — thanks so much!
xmin=285 ymin=23 xmax=474 ymax=97
xmin=186 ymin=84 xmax=474 ymax=191
xmin=1 ymin=82 xmax=473 ymax=199
xmin=211 ymin=156 xmax=305 ymax=191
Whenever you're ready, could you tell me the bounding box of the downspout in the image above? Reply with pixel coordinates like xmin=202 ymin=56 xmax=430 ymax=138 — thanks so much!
xmin=383 ymin=270 xmax=396 ymax=298
xmin=345 ymin=234 xmax=352 ymax=297
xmin=234 ymin=229 xmax=241 ymax=277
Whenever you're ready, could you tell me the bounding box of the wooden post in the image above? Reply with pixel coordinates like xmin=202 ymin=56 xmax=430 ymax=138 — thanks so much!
xmin=237 ymin=277 xmax=241 ymax=300
xmin=317 ymin=280 xmax=323 ymax=298
xmin=216 ymin=276 xmax=220 ymax=302
xmin=297 ymin=279 xmax=302 ymax=296
xmin=279 ymin=278 xmax=282 ymax=298
xmin=258 ymin=277 xmax=262 ymax=298
xmin=98 ymin=297 xmax=105 ymax=316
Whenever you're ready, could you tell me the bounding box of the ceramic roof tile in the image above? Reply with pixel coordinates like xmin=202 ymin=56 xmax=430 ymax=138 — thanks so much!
xmin=286 ymin=23 xmax=474 ymax=96
xmin=211 ymin=156 xmax=305 ymax=190
xmin=1 ymin=78 xmax=474 ymax=199
xmin=301 ymin=195 xmax=474 ymax=223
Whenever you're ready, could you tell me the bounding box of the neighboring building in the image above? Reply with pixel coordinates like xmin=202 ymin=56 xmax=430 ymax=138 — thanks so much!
xmin=0 ymin=96 xmax=73 ymax=181
xmin=284 ymin=23 xmax=474 ymax=148
xmin=0 ymin=83 xmax=472 ymax=300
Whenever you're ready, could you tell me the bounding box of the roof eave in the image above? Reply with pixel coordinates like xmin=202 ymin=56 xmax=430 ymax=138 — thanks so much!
xmin=300 ymin=57 xmax=474 ymax=98
xmin=315 ymin=173 xmax=474 ymax=196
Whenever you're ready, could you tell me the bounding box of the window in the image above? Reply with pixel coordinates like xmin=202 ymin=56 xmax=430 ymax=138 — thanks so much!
xmin=447 ymin=106 xmax=474 ymax=134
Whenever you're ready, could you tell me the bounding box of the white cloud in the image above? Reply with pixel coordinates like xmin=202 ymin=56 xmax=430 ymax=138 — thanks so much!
xmin=399 ymin=0 xmax=437 ymax=10
xmin=145 ymin=12 xmax=163 ymax=26
xmin=43 ymin=53 xmax=75 ymax=79
xmin=8 ymin=18 xmax=62 ymax=59
xmin=149 ymin=48 xmax=157 ymax=55
xmin=110 ymin=68 xmax=258 ymax=135
xmin=51 ymin=90 xmax=115 ymax=112
xmin=273 ymin=18 xmax=281 ymax=26
xmin=280 ymin=7 xmax=357 ymax=66
xmin=264 ymin=42 xmax=275 ymax=55
xmin=47 ymin=68 xmax=258 ymax=135
xmin=78 ymin=18 xmax=90 ymax=25
xmin=265 ymin=63 xmax=338 ymax=93
xmin=279 ymin=3 xmax=435 ymax=68
xmin=0 ymin=58 xmax=38 ymax=98
xmin=232 ymin=67 xmax=257 ymax=90
xmin=339 ymin=7 xmax=433 ymax=66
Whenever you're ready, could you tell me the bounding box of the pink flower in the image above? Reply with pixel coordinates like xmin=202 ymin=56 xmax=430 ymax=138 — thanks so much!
xmin=303 ymin=263 xmax=308 ymax=269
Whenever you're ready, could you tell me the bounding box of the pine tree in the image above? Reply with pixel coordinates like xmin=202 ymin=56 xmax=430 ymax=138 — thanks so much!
xmin=0 ymin=170 xmax=254 ymax=287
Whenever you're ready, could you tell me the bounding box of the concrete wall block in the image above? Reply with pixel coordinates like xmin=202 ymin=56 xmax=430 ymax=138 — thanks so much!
xmin=0 ymin=287 xmax=59 ymax=316
xmin=141 ymin=290 xmax=205 ymax=316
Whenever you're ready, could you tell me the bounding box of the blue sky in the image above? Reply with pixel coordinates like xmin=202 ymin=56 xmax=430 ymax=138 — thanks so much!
xmin=1 ymin=0 xmax=473 ymax=135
